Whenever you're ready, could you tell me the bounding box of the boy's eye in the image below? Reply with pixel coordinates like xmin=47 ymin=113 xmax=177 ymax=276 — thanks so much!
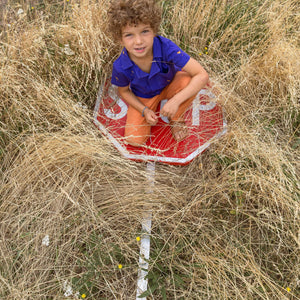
xmin=124 ymin=34 xmax=132 ymax=37
xmin=142 ymin=30 xmax=149 ymax=34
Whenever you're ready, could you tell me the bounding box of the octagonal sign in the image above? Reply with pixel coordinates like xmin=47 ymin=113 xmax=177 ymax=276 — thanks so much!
xmin=93 ymin=79 xmax=227 ymax=165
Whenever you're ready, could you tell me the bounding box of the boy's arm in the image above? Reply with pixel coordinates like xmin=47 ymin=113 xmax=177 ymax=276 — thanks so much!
xmin=118 ymin=86 xmax=158 ymax=125
xmin=160 ymin=57 xmax=209 ymax=119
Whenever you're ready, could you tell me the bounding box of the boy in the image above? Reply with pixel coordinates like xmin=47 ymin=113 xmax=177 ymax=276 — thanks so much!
xmin=108 ymin=0 xmax=209 ymax=146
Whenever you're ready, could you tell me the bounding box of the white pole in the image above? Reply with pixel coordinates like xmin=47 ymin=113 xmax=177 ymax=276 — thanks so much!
xmin=136 ymin=161 xmax=155 ymax=299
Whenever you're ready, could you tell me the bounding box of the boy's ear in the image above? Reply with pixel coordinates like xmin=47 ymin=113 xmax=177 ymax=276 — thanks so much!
xmin=118 ymin=33 xmax=124 ymax=46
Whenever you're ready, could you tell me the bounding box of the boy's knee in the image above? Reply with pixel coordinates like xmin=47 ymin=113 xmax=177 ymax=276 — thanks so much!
xmin=125 ymin=135 xmax=148 ymax=147
xmin=125 ymin=123 xmax=150 ymax=147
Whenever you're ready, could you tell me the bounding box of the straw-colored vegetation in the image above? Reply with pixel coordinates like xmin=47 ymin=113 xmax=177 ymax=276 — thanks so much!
xmin=0 ymin=0 xmax=299 ymax=299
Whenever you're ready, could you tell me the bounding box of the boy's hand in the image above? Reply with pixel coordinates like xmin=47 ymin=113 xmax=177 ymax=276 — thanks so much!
xmin=160 ymin=99 xmax=179 ymax=119
xmin=144 ymin=108 xmax=158 ymax=125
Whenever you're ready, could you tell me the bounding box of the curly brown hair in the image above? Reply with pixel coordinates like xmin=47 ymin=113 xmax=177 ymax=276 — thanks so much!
xmin=108 ymin=0 xmax=162 ymax=42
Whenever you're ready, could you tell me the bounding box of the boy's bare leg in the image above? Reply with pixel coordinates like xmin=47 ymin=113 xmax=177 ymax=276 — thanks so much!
xmin=169 ymin=120 xmax=189 ymax=142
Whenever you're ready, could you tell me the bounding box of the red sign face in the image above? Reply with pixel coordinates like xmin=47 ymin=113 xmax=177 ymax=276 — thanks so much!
xmin=93 ymin=80 xmax=227 ymax=165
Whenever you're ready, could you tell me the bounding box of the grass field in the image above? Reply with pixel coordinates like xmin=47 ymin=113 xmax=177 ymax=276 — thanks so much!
xmin=0 ymin=0 xmax=299 ymax=299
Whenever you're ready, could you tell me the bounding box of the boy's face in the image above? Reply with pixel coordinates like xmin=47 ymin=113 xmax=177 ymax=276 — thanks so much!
xmin=120 ymin=23 xmax=155 ymax=61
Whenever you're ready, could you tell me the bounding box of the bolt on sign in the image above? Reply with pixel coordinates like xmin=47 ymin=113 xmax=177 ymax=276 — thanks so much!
xmin=93 ymin=79 xmax=227 ymax=165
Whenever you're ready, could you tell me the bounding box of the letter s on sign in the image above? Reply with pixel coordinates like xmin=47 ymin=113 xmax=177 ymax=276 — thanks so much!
xmin=103 ymin=85 xmax=128 ymax=120
xmin=104 ymin=99 xmax=128 ymax=120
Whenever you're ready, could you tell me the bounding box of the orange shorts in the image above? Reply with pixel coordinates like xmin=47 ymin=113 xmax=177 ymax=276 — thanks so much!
xmin=125 ymin=71 xmax=194 ymax=145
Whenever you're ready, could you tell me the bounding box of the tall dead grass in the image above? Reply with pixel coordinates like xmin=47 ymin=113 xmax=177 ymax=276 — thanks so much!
xmin=0 ymin=0 xmax=299 ymax=299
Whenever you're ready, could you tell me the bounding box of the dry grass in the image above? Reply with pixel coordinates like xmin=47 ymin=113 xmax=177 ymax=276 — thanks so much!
xmin=0 ymin=0 xmax=299 ymax=299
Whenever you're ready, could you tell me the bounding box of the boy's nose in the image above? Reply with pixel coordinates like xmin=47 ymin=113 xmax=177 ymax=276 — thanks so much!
xmin=135 ymin=35 xmax=142 ymax=44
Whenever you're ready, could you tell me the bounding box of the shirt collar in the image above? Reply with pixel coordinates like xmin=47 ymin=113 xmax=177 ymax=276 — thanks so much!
xmin=149 ymin=36 xmax=162 ymax=79
xmin=120 ymin=48 xmax=134 ymax=70
xmin=152 ymin=35 xmax=162 ymax=60
xmin=120 ymin=48 xmax=148 ymax=79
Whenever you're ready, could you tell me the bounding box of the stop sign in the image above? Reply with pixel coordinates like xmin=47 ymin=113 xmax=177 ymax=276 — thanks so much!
xmin=93 ymin=79 xmax=227 ymax=165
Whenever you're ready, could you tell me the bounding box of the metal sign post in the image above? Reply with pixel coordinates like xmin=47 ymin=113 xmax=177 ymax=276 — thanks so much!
xmin=136 ymin=161 xmax=155 ymax=299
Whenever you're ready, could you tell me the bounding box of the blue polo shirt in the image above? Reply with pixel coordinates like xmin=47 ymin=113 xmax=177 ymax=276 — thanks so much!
xmin=111 ymin=35 xmax=190 ymax=98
